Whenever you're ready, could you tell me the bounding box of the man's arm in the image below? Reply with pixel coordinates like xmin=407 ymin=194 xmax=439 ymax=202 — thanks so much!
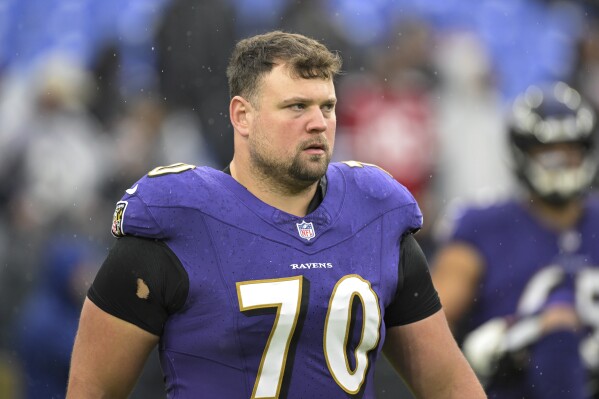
xmin=383 ymin=309 xmax=486 ymax=398
xmin=431 ymin=243 xmax=483 ymax=329
xmin=67 ymin=298 xmax=159 ymax=398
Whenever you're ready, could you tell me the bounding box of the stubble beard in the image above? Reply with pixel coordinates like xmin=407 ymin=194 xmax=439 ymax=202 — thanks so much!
xmin=289 ymin=151 xmax=330 ymax=181
xmin=249 ymin=138 xmax=331 ymax=194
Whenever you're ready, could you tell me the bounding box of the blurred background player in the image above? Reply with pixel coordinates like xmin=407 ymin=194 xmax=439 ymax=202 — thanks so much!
xmin=432 ymin=81 xmax=599 ymax=398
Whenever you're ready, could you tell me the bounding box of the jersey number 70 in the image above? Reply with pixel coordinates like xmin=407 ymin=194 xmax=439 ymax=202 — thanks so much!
xmin=236 ymin=274 xmax=381 ymax=399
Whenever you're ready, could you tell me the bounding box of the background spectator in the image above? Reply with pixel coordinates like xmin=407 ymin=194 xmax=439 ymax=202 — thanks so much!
xmin=12 ymin=236 xmax=100 ymax=399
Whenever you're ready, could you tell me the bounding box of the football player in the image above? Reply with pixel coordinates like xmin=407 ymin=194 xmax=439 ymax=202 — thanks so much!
xmin=66 ymin=31 xmax=485 ymax=398
xmin=432 ymin=81 xmax=599 ymax=398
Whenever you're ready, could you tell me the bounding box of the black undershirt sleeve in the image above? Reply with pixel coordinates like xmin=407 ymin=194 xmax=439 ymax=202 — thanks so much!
xmin=87 ymin=236 xmax=189 ymax=336
xmin=384 ymin=234 xmax=442 ymax=327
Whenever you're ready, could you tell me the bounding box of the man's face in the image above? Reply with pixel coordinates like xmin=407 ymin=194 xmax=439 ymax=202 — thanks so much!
xmin=528 ymin=142 xmax=585 ymax=170
xmin=247 ymin=64 xmax=336 ymax=190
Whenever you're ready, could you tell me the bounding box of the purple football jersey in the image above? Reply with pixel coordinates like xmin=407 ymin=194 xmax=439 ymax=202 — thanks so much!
xmin=447 ymin=197 xmax=599 ymax=332
xmin=114 ymin=162 xmax=422 ymax=399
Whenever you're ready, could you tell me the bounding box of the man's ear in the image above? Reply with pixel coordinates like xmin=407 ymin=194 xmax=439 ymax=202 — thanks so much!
xmin=230 ymin=96 xmax=253 ymax=137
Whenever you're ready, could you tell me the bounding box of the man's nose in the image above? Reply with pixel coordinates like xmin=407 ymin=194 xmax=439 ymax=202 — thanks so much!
xmin=306 ymin=107 xmax=328 ymax=133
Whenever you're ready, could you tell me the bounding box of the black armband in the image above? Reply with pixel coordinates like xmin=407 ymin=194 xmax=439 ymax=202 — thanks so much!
xmin=384 ymin=234 xmax=442 ymax=327
xmin=88 ymin=236 xmax=189 ymax=335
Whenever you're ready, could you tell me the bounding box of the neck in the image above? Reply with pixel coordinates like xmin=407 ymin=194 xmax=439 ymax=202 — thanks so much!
xmin=526 ymin=195 xmax=584 ymax=231
xmin=229 ymin=159 xmax=319 ymax=217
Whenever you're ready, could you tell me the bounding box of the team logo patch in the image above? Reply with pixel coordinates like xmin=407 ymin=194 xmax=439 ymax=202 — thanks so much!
xmin=296 ymin=220 xmax=316 ymax=241
xmin=111 ymin=201 xmax=128 ymax=237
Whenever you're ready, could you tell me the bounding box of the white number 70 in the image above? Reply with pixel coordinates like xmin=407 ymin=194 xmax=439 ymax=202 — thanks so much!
xmin=236 ymin=274 xmax=381 ymax=399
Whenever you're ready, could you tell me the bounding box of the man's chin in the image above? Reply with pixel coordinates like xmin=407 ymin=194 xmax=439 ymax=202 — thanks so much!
xmin=286 ymin=152 xmax=328 ymax=180
xmin=292 ymin=163 xmax=329 ymax=182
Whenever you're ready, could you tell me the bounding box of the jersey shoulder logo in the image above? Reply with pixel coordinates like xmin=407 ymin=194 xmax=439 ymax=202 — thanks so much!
xmin=111 ymin=201 xmax=128 ymax=237
xmin=125 ymin=184 xmax=138 ymax=195
xmin=296 ymin=220 xmax=316 ymax=241
xmin=341 ymin=160 xmax=392 ymax=177
xmin=147 ymin=162 xmax=195 ymax=177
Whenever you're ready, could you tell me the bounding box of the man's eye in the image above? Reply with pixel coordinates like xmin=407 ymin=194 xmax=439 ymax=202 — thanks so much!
xmin=322 ymin=103 xmax=335 ymax=112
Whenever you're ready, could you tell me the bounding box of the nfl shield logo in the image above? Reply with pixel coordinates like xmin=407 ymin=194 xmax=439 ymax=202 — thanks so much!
xmin=296 ymin=220 xmax=316 ymax=241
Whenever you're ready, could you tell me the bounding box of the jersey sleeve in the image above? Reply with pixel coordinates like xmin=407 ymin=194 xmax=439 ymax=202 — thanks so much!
xmin=87 ymin=236 xmax=189 ymax=335
xmin=110 ymin=164 xmax=199 ymax=240
xmin=96 ymin=166 xmax=203 ymax=334
xmin=384 ymin=234 xmax=441 ymax=327
xmin=110 ymin=178 xmax=167 ymax=239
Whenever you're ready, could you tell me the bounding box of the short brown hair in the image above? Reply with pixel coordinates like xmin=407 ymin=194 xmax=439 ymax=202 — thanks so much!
xmin=226 ymin=31 xmax=342 ymax=101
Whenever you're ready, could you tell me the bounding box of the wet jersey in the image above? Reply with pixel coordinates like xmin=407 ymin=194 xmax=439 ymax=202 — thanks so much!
xmin=110 ymin=162 xmax=426 ymax=399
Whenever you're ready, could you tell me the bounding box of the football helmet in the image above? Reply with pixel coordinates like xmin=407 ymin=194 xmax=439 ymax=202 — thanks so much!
xmin=508 ymin=81 xmax=598 ymax=204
